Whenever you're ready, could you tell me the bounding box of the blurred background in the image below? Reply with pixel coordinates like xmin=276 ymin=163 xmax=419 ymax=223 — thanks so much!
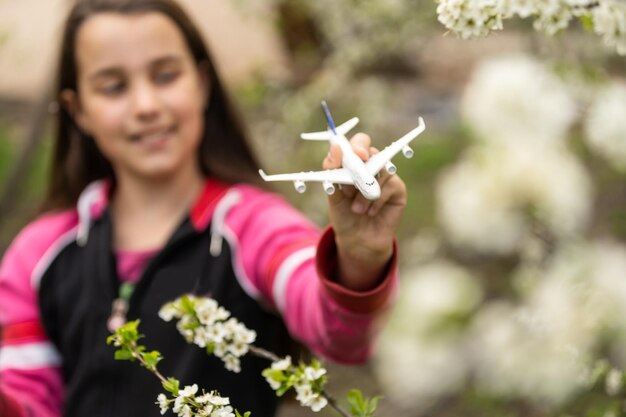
xmin=1 ymin=1 xmax=626 ymax=416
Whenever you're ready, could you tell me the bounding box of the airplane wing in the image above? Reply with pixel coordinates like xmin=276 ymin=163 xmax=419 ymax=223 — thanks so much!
xmin=258 ymin=168 xmax=355 ymax=185
xmin=365 ymin=117 xmax=425 ymax=176
xmin=300 ymin=117 xmax=359 ymax=140
xmin=300 ymin=130 xmax=333 ymax=140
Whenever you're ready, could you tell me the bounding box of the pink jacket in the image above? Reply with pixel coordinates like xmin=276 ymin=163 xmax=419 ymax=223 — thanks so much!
xmin=0 ymin=179 xmax=397 ymax=417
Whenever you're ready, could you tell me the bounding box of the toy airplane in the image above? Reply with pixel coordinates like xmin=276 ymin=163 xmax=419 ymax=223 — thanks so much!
xmin=259 ymin=101 xmax=425 ymax=200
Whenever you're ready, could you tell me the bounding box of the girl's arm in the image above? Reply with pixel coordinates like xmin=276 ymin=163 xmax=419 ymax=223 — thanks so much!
xmin=0 ymin=389 xmax=25 ymax=417
xmin=0 ymin=214 xmax=74 ymax=417
xmin=225 ymin=186 xmax=397 ymax=363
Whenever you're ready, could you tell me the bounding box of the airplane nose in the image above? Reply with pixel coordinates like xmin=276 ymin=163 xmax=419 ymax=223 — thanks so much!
xmin=366 ymin=185 xmax=381 ymax=201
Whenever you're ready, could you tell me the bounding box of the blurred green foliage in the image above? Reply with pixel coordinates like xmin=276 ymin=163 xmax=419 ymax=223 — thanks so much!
xmin=0 ymin=124 xmax=15 ymax=180
xmin=0 ymin=123 xmax=50 ymax=252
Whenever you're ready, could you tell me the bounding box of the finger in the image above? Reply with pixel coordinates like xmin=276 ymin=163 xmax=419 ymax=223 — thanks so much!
xmin=341 ymin=184 xmax=357 ymax=199
xmin=367 ymin=174 xmax=407 ymax=217
xmin=322 ymin=143 xmax=342 ymax=170
xmin=349 ymin=133 xmax=371 ymax=161
xmin=351 ymin=188 xmax=374 ymax=215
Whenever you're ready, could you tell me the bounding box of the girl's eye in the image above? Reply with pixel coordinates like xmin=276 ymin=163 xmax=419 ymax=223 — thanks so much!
xmin=99 ymin=81 xmax=126 ymax=96
xmin=154 ymin=70 xmax=179 ymax=84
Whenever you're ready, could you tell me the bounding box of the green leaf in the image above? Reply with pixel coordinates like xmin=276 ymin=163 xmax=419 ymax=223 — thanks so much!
xmin=579 ymin=14 xmax=594 ymax=32
xmin=262 ymin=369 xmax=285 ymax=382
xmin=142 ymin=350 xmax=163 ymax=370
xmin=114 ymin=349 xmax=134 ymax=361
xmin=347 ymin=389 xmax=367 ymax=416
xmin=162 ymin=377 xmax=180 ymax=395
xmin=275 ymin=385 xmax=291 ymax=397
xmin=235 ymin=410 xmax=251 ymax=417
xmin=180 ymin=295 xmax=195 ymax=315
xmin=115 ymin=320 xmax=143 ymax=344
xmin=366 ymin=396 xmax=382 ymax=416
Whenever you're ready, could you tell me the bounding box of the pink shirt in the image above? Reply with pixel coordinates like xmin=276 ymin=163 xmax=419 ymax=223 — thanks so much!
xmin=114 ymin=249 xmax=158 ymax=284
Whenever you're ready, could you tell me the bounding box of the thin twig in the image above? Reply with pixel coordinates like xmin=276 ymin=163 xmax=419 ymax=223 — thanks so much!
xmin=249 ymin=345 xmax=281 ymax=362
xmin=322 ymin=390 xmax=352 ymax=417
xmin=129 ymin=342 xmax=168 ymax=385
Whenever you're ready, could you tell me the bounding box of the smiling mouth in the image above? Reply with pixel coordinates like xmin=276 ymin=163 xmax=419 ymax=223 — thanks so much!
xmin=131 ymin=126 xmax=176 ymax=143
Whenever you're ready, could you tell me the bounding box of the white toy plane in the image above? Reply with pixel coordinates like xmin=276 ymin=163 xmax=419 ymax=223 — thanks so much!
xmin=259 ymin=101 xmax=425 ymax=200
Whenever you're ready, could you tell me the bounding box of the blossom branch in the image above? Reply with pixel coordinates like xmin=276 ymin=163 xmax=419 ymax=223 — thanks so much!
xmin=436 ymin=0 xmax=626 ymax=55
xmin=159 ymin=295 xmax=380 ymax=417
xmin=107 ymin=320 xmax=250 ymax=417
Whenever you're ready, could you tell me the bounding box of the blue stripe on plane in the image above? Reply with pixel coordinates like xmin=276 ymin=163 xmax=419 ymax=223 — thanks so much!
xmin=321 ymin=101 xmax=337 ymax=134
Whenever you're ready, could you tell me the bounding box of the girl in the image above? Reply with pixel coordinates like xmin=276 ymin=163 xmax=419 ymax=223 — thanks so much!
xmin=0 ymin=0 xmax=406 ymax=416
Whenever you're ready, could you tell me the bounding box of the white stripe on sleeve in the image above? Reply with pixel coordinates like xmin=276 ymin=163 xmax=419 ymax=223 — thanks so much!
xmin=272 ymin=246 xmax=316 ymax=313
xmin=0 ymin=342 xmax=62 ymax=370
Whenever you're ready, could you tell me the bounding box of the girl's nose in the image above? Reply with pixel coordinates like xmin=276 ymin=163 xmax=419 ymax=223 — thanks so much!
xmin=131 ymin=81 xmax=161 ymax=120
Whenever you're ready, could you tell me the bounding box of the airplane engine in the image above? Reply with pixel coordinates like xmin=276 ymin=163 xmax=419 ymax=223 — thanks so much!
xmin=322 ymin=180 xmax=335 ymax=195
xmin=293 ymin=180 xmax=306 ymax=193
xmin=385 ymin=161 xmax=397 ymax=175
xmin=402 ymin=146 xmax=414 ymax=158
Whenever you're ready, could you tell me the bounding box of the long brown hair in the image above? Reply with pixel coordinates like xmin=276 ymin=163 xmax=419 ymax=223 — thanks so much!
xmin=42 ymin=0 xmax=263 ymax=212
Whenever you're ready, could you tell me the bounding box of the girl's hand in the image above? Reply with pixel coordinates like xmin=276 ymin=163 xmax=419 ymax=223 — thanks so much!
xmin=323 ymin=133 xmax=407 ymax=292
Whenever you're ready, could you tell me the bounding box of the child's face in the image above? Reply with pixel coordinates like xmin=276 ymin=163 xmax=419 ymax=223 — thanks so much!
xmin=64 ymin=12 xmax=208 ymax=181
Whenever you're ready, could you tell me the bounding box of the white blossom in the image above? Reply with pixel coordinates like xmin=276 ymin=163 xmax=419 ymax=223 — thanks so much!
xmin=591 ymin=0 xmax=626 ymax=55
xmin=227 ymin=341 xmax=249 ymax=357
xmin=195 ymin=298 xmax=220 ymax=325
xmin=531 ymin=0 xmax=574 ymax=35
xmin=500 ymin=0 xmax=538 ymax=18
xmin=295 ymin=382 xmax=316 ymax=404
xmin=375 ymin=260 xmax=478 ymax=407
xmin=158 ymin=303 xmax=180 ymax=322
xmin=179 ymin=384 xmax=198 ymax=399
xmin=304 ymin=366 xmax=327 ymax=381
xmin=436 ymin=0 xmax=503 ymax=39
xmin=210 ymin=405 xmax=235 ymax=417
xmin=180 ymin=405 xmax=193 ymax=417
xmin=470 ymin=302 xmax=587 ymax=404
xmin=584 ymin=82 xmax=626 ymax=170
xmin=436 ymin=0 xmax=626 ymax=55
xmin=164 ymin=295 xmax=257 ymax=374
xmin=156 ymin=393 xmax=169 ymax=415
xmin=394 ymin=260 xmax=482 ymax=333
xmin=606 ymin=369 xmax=624 ymax=396
xmin=461 ymin=54 xmax=577 ymax=147
xmin=168 ymin=388 xmax=234 ymax=417
xmin=437 ymin=157 xmax=525 ymax=254
xmin=441 ymin=55 xmax=592 ymax=254
xmin=376 ymin=336 xmax=468 ymax=407
xmin=271 ymin=356 xmax=292 ymax=371
xmin=193 ymin=327 xmax=210 ymax=348
xmin=223 ymin=354 xmax=241 ymax=373
xmin=207 ymin=394 xmax=230 ymax=406
xmin=293 ymin=380 xmax=327 ymax=411
xmin=173 ymin=396 xmax=185 ymax=414
xmin=309 ymin=395 xmax=328 ymax=412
